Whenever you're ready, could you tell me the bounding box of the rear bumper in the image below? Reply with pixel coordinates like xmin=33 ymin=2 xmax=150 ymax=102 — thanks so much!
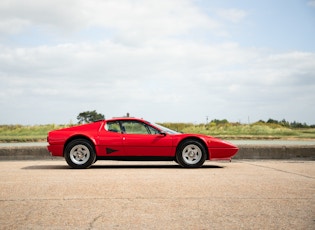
xmin=47 ymin=144 xmax=64 ymax=157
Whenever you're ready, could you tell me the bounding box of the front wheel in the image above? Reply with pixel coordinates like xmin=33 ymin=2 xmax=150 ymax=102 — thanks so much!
xmin=176 ymin=140 xmax=207 ymax=168
xmin=64 ymin=139 xmax=96 ymax=169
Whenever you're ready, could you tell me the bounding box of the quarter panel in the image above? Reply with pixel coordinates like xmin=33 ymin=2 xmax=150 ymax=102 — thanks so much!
xmin=96 ymin=131 xmax=125 ymax=156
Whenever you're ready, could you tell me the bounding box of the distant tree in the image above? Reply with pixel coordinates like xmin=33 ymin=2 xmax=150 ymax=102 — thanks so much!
xmin=266 ymin=118 xmax=311 ymax=128
xmin=267 ymin=118 xmax=279 ymax=124
xmin=210 ymin=119 xmax=229 ymax=125
xmin=280 ymin=119 xmax=290 ymax=127
xmin=290 ymin=121 xmax=308 ymax=128
xmin=77 ymin=110 xmax=105 ymax=124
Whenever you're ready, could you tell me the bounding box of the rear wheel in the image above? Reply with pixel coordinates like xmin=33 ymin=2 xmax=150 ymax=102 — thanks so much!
xmin=64 ymin=139 xmax=96 ymax=169
xmin=176 ymin=140 xmax=207 ymax=168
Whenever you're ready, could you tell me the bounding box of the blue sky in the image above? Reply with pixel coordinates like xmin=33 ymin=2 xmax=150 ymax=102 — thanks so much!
xmin=0 ymin=0 xmax=315 ymax=125
xmin=200 ymin=0 xmax=315 ymax=51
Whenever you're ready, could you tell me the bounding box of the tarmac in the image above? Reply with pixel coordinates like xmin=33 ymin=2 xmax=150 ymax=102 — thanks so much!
xmin=0 ymin=159 xmax=314 ymax=229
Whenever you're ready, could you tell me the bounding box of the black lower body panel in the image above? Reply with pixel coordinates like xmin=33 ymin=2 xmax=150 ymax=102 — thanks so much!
xmin=96 ymin=156 xmax=175 ymax=161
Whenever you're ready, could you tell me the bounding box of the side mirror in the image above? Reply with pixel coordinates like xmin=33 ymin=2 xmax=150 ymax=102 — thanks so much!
xmin=160 ymin=131 xmax=167 ymax=136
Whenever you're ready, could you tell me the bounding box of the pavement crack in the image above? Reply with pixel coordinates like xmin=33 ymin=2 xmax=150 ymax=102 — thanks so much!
xmin=88 ymin=214 xmax=102 ymax=230
xmin=242 ymin=161 xmax=315 ymax=179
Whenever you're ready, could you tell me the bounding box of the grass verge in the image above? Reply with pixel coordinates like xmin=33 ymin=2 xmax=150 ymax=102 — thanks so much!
xmin=0 ymin=123 xmax=315 ymax=142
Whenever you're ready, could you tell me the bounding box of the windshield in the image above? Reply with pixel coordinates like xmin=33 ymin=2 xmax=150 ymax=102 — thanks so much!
xmin=152 ymin=123 xmax=180 ymax=134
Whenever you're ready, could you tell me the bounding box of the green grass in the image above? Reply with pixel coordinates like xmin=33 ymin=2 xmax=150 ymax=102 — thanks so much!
xmin=292 ymin=128 xmax=315 ymax=139
xmin=0 ymin=124 xmax=70 ymax=142
xmin=0 ymin=123 xmax=315 ymax=142
xmin=160 ymin=122 xmax=315 ymax=140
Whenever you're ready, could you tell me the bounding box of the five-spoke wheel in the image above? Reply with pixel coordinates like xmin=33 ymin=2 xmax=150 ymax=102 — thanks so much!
xmin=176 ymin=140 xmax=207 ymax=168
xmin=65 ymin=139 xmax=96 ymax=169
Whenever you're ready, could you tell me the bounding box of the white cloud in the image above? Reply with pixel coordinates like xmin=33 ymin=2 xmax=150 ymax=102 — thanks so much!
xmin=0 ymin=18 xmax=30 ymax=35
xmin=216 ymin=8 xmax=247 ymax=23
xmin=308 ymin=1 xmax=315 ymax=7
xmin=1 ymin=37 xmax=314 ymax=123
xmin=0 ymin=0 xmax=220 ymax=42
xmin=0 ymin=0 xmax=86 ymax=31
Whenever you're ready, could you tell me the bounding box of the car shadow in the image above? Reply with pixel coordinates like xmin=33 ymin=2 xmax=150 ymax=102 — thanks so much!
xmin=22 ymin=165 xmax=69 ymax=170
xmin=91 ymin=164 xmax=224 ymax=169
xmin=22 ymin=163 xmax=224 ymax=170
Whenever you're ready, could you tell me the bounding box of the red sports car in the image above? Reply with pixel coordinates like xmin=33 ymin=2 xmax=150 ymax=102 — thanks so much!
xmin=47 ymin=117 xmax=238 ymax=169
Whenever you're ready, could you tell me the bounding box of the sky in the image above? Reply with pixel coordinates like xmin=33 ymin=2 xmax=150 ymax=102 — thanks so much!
xmin=0 ymin=0 xmax=315 ymax=125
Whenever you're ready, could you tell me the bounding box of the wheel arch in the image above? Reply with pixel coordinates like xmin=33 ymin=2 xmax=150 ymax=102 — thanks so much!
xmin=176 ymin=137 xmax=209 ymax=159
xmin=63 ymin=135 xmax=96 ymax=156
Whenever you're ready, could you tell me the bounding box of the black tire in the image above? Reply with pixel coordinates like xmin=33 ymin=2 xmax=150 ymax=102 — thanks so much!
xmin=176 ymin=140 xmax=207 ymax=168
xmin=64 ymin=139 xmax=96 ymax=169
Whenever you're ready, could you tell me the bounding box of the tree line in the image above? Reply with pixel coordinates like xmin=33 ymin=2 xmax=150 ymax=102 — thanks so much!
xmin=257 ymin=119 xmax=315 ymax=128
xmin=210 ymin=118 xmax=315 ymax=128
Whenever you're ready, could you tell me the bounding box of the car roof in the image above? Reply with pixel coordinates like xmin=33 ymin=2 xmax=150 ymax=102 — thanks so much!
xmin=105 ymin=117 xmax=146 ymax=122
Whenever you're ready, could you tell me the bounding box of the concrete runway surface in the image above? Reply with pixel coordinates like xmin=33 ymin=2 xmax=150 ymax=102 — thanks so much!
xmin=0 ymin=160 xmax=314 ymax=229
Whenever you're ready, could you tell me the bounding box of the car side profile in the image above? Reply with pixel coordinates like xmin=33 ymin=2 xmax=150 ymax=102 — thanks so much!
xmin=47 ymin=117 xmax=238 ymax=169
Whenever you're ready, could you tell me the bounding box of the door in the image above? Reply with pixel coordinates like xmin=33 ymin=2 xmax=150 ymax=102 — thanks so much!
xmin=121 ymin=120 xmax=173 ymax=156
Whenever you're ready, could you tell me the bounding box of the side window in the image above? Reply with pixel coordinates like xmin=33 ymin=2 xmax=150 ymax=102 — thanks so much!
xmin=106 ymin=121 xmax=121 ymax=133
xmin=147 ymin=125 xmax=160 ymax=134
xmin=121 ymin=121 xmax=150 ymax=134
